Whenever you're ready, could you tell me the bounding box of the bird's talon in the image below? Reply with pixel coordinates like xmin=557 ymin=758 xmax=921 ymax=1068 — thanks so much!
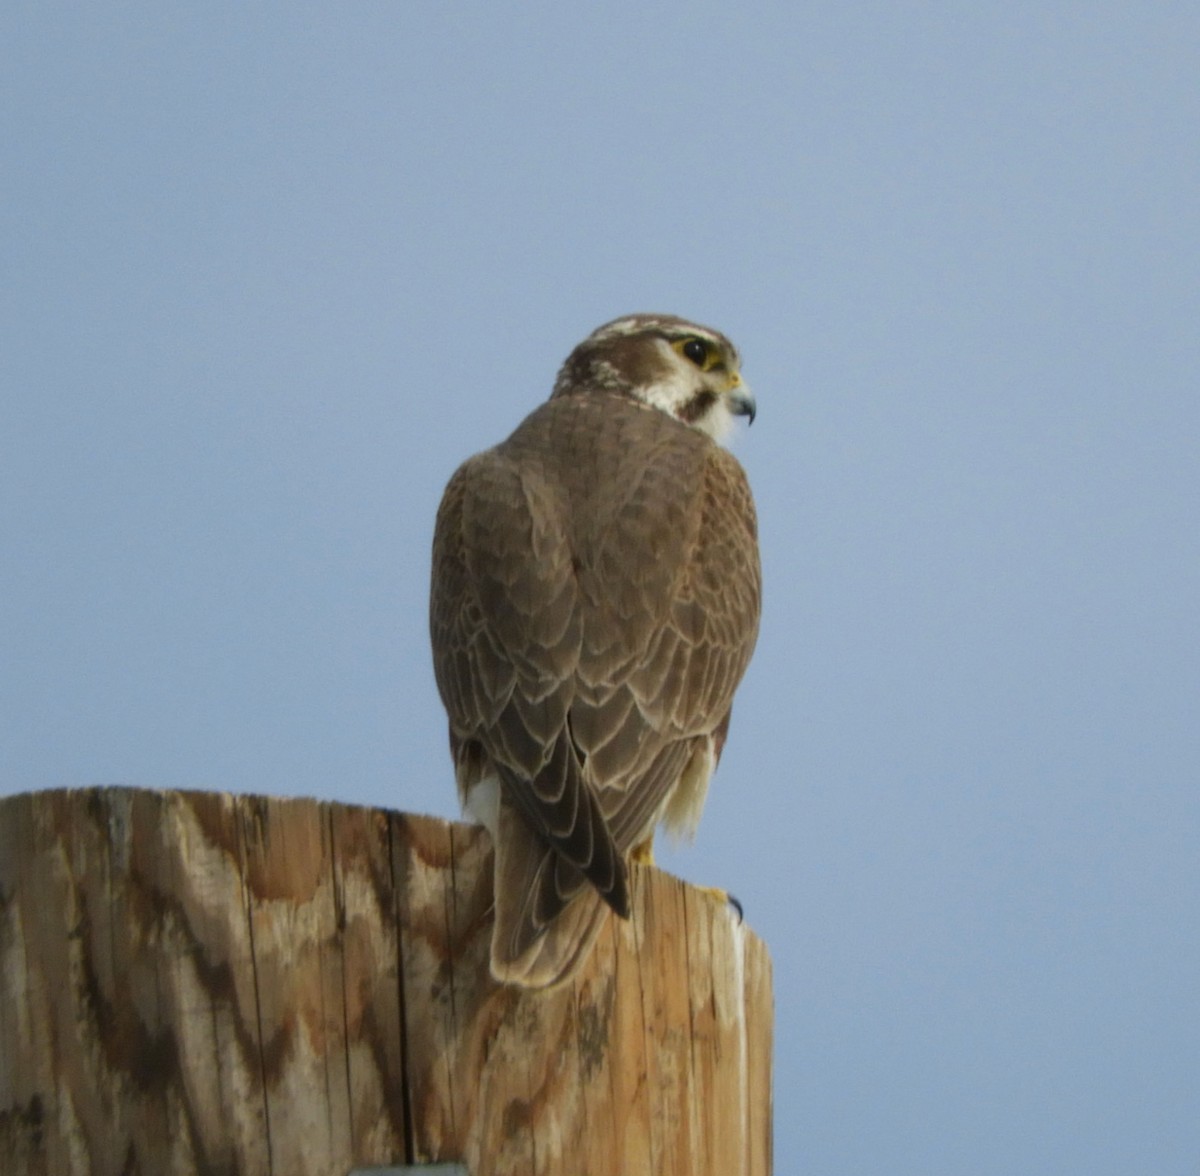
xmin=695 ymin=885 xmax=743 ymax=921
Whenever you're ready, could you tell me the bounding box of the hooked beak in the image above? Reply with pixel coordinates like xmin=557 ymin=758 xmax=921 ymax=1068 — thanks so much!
xmin=726 ymin=374 xmax=757 ymax=425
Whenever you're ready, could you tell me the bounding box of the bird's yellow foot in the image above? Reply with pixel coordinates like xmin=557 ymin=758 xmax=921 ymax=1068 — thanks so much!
xmin=629 ymin=839 xmax=656 ymax=866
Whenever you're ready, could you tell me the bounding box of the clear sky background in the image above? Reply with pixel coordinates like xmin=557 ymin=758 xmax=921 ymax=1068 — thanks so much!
xmin=3 ymin=5 xmax=1198 ymax=1173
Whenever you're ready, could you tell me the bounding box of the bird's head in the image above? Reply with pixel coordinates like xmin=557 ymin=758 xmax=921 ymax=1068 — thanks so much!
xmin=551 ymin=313 xmax=756 ymax=443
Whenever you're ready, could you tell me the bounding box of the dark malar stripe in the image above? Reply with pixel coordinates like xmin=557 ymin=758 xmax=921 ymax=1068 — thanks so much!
xmin=678 ymin=390 xmax=717 ymax=424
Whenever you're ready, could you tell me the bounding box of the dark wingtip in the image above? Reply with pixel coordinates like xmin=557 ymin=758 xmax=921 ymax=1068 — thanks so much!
xmin=602 ymin=858 xmax=631 ymax=919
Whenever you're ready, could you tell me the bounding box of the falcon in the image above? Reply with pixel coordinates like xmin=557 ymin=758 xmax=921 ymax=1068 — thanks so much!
xmin=430 ymin=314 xmax=761 ymax=988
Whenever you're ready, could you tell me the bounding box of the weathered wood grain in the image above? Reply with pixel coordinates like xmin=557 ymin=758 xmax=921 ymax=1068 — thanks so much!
xmin=0 ymin=787 xmax=772 ymax=1175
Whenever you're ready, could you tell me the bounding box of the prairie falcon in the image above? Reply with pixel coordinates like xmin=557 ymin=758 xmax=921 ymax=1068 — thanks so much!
xmin=430 ymin=314 xmax=761 ymax=988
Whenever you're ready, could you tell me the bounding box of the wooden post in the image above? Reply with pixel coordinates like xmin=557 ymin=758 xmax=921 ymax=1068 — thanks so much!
xmin=0 ymin=787 xmax=772 ymax=1175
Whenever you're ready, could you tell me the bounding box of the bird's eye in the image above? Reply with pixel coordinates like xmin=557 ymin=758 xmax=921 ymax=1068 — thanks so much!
xmin=682 ymin=338 xmax=708 ymax=367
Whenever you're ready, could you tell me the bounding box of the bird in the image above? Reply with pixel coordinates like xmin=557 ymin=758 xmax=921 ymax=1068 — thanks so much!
xmin=429 ymin=313 xmax=761 ymax=988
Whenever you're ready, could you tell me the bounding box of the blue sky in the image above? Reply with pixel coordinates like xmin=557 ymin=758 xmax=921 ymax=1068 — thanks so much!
xmin=3 ymin=5 xmax=1198 ymax=1172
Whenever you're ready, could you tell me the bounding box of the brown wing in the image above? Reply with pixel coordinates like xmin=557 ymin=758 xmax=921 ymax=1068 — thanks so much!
xmin=429 ymin=427 xmax=628 ymax=923
xmin=567 ymin=419 xmax=761 ymax=851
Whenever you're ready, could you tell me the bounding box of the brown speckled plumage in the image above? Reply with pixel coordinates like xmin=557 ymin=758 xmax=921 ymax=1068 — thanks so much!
xmin=430 ymin=315 xmax=761 ymax=987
